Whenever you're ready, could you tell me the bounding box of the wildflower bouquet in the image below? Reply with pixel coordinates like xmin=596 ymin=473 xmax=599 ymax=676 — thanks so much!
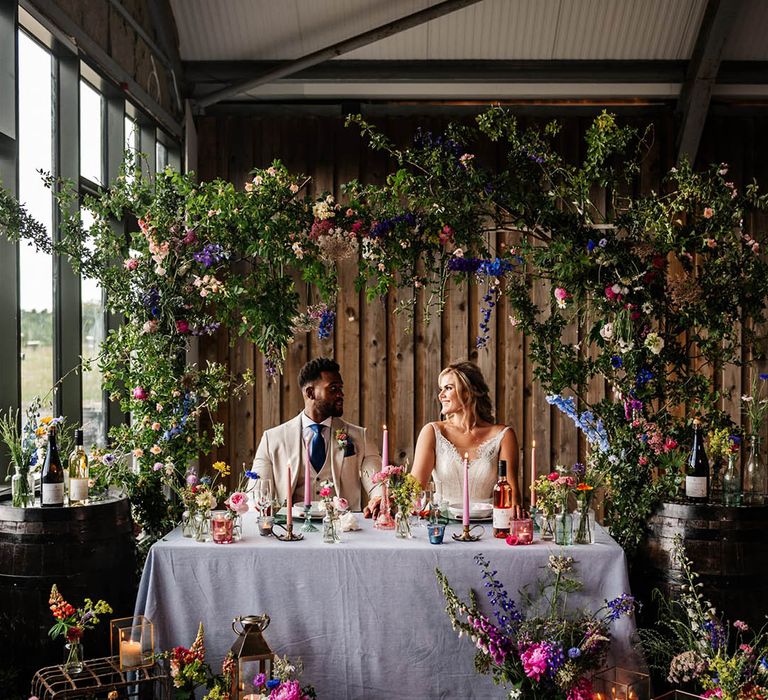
xmin=372 ymin=464 xmax=421 ymax=514
xmin=436 ymin=553 xmax=636 ymax=700
xmin=48 ymin=583 xmax=112 ymax=644
xmin=638 ymin=536 xmax=768 ymax=700
xmin=166 ymin=623 xmax=218 ymax=700
xmin=742 ymin=373 xmax=768 ymax=437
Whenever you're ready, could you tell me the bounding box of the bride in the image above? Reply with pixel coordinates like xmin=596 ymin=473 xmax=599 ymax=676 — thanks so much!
xmin=411 ymin=361 xmax=522 ymax=514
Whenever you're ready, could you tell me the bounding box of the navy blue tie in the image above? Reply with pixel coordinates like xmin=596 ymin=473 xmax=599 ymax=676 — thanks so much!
xmin=309 ymin=424 xmax=326 ymax=472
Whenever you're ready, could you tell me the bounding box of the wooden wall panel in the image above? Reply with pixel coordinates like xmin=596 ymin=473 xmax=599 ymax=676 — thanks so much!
xmin=195 ymin=110 xmax=767 ymax=498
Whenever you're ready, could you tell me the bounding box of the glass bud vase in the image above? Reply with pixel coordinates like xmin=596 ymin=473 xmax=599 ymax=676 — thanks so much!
xmin=395 ymin=506 xmax=413 ymax=539
xmin=11 ymin=466 xmax=35 ymax=508
xmin=722 ymin=453 xmax=742 ymax=507
xmin=538 ymin=509 xmax=555 ymax=541
xmin=181 ymin=510 xmax=194 ymax=537
xmin=743 ymin=436 xmax=765 ymax=505
xmin=555 ymin=509 xmax=573 ymax=546
xmin=322 ymin=504 xmax=340 ymax=543
xmin=63 ymin=641 xmax=84 ymax=674
xmin=574 ymin=494 xmax=594 ymax=545
xmin=193 ymin=510 xmax=212 ymax=542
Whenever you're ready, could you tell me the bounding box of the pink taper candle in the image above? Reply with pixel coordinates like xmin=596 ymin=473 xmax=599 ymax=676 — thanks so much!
xmin=286 ymin=464 xmax=293 ymax=529
xmin=304 ymin=440 xmax=312 ymax=507
xmin=462 ymin=452 xmax=470 ymax=527
xmin=530 ymin=440 xmax=537 ymax=508
xmin=382 ymin=424 xmax=389 ymax=469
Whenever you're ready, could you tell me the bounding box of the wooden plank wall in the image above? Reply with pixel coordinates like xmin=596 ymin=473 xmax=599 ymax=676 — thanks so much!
xmin=196 ymin=111 xmax=768 ymax=499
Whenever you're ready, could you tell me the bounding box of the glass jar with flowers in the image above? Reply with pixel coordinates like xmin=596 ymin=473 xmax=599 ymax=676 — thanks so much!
xmin=553 ymin=472 xmax=575 ymax=546
xmin=373 ymin=464 xmax=421 ymax=539
xmin=48 ymin=583 xmax=112 ymax=674
xmin=532 ymin=472 xmax=560 ymax=541
xmin=741 ymin=372 xmax=768 ymax=505
xmin=318 ymin=481 xmax=346 ymax=544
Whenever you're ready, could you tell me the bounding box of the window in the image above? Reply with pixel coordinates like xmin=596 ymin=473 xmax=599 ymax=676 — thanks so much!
xmin=80 ymin=80 xmax=104 ymax=186
xmin=18 ymin=30 xmax=54 ymax=421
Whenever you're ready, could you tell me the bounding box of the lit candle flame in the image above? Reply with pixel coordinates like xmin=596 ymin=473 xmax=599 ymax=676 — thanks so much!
xmin=383 ymin=424 xmax=387 ymax=430
xmin=532 ymin=439 xmax=536 ymax=448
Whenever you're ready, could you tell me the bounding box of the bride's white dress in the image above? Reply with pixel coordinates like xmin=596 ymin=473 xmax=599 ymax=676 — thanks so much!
xmin=431 ymin=423 xmax=509 ymax=505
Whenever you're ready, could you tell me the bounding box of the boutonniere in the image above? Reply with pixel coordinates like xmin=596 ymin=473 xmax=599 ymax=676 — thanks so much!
xmin=335 ymin=429 xmax=349 ymax=450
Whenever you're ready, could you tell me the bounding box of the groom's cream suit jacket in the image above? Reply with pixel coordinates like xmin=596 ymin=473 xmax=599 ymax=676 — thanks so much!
xmin=252 ymin=413 xmax=380 ymax=512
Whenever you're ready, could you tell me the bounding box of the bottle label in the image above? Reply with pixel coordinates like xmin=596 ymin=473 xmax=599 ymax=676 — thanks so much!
xmin=493 ymin=507 xmax=511 ymax=529
xmin=685 ymin=476 xmax=707 ymax=498
xmin=69 ymin=478 xmax=89 ymax=501
xmin=42 ymin=482 xmax=65 ymax=505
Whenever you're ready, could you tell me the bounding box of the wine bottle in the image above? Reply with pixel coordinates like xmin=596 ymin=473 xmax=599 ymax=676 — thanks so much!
xmin=493 ymin=459 xmax=513 ymax=538
xmin=686 ymin=418 xmax=709 ymax=503
xmin=41 ymin=425 xmax=65 ymax=507
xmin=68 ymin=428 xmax=89 ymax=506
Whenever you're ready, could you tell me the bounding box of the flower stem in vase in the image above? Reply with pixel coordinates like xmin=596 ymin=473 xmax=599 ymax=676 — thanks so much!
xmin=375 ymin=482 xmax=396 ymax=530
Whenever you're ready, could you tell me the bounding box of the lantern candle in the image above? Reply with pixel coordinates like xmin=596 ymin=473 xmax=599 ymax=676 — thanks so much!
xmin=286 ymin=464 xmax=293 ymax=529
xmin=462 ymin=452 xmax=470 ymax=527
xmin=303 ymin=440 xmax=312 ymax=507
xmin=120 ymin=638 xmax=143 ymax=667
xmin=530 ymin=439 xmax=537 ymax=508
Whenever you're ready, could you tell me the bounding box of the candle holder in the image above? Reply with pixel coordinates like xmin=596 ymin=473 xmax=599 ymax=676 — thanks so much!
xmin=591 ymin=666 xmax=650 ymax=700
xmin=452 ymin=524 xmax=483 ymax=542
xmin=300 ymin=504 xmax=319 ymax=532
xmin=110 ymin=616 xmax=154 ymax=671
xmin=652 ymin=692 xmax=706 ymax=700
xmin=273 ymin=520 xmax=304 ymax=542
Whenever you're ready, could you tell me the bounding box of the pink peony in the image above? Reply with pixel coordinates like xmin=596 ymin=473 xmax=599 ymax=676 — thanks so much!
xmin=123 ymin=257 xmax=139 ymax=270
xmin=519 ymin=643 xmax=548 ymax=681
xmin=175 ymin=319 xmax=190 ymax=334
xmin=226 ymin=491 xmax=250 ymax=514
xmin=132 ymin=386 xmax=148 ymax=401
xmin=554 ymin=287 xmax=568 ymax=301
xmin=319 ymin=486 xmax=332 ymax=498
xmin=269 ymin=679 xmax=302 ymax=700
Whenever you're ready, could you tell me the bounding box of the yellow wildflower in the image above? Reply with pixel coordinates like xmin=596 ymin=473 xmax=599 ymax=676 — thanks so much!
xmin=41 ymin=416 xmax=53 ymax=425
xmin=212 ymin=461 xmax=230 ymax=477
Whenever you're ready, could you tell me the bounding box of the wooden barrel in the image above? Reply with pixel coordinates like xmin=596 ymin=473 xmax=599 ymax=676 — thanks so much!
xmin=0 ymin=496 xmax=138 ymax=691
xmin=633 ymin=501 xmax=768 ymax=630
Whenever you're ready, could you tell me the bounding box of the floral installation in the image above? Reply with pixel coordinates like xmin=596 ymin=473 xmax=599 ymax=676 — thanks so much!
xmin=248 ymin=654 xmax=316 ymax=700
xmin=638 ymin=536 xmax=768 ymax=700
xmin=436 ymin=553 xmax=636 ymax=699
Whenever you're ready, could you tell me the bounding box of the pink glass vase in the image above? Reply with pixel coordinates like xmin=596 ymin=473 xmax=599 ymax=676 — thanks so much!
xmin=374 ymin=483 xmax=395 ymax=530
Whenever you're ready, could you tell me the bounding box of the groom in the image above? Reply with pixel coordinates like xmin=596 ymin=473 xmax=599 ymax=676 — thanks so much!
xmin=251 ymin=357 xmax=380 ymax=512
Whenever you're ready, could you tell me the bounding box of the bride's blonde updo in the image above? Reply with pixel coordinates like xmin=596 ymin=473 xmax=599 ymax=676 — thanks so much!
xmin=439 ymin=361 xmax=495 ymax=429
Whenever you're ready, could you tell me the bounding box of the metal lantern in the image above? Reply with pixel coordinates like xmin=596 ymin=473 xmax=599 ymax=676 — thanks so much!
xmin=230 ymin=614 xmax=274 ymax=699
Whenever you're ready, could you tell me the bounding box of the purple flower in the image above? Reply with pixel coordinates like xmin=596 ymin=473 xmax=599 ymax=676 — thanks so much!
xmin=186 ymin=473 xmax=198 ymax=485
xmin=704 ymin=619 xmax=725 ymax=651
xmin=760 ymin=373 xmax=768 ymax=381
xmin=611 ymin=356 xmax=623 ymax=368
xmin=266 ymin=679 xmax=280 ymax=690
xmin=253 ymin=672 xmax=266 ymax=688
xmin=606 ymin=593 xmax=635 ymax=621
xmin=102 ymin=453 xmax=116 ymax=467
xmin=193 ymin=243 xmax=225 ymax=268
xmin=245 ymin=470 xmax=260 ymax=480
xmin=636 ymin=368 xmax=653 ymax=386
xmin=568 ymin=647 xmax=581 ymax=659
xmin=599 ymin=238 xmax=608 ymax=247
xmin=571 ymin=462 xmax=586 ymax=480
xmin=318 ymin=309 xmax=335 ymax=340
xmin=152 ymin=462 xmax=163 ymax=471
xmin=587 ymin=239 xmax=596 ymax=252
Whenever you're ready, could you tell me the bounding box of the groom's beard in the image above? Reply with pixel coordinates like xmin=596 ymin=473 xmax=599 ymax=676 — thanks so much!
xmin=316 ymin=398 xmax=343 ymax=420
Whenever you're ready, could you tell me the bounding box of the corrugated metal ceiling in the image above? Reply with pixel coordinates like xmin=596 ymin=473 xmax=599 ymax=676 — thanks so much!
xmin=171 ymin=0 xmax=767 ymax=62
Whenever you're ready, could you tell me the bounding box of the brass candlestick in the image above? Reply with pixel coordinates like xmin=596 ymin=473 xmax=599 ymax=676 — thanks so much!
xmin=273 ymin=520 xmax=304 ymax=541
xmin=452 ymin=523 xmax=483 ymax=542
xmin=300 ymin=504 xmax=318 ymax=532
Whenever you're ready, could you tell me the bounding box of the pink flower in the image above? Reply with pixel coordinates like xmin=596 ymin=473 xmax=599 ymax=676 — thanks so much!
xmin=664 ymin=437 xmax=678 ymax=452
xmin=703 ymin=689 xmax=723 ymax=698
xmin=269 ymin=679 xmax=302 ymax=700
xmin=289 ymin=183 xmax=299 ymax=194
xmin=546 ymin=472 xmax=560 ymax=481
xmin=439 ymin=225 xmax=454 ymax=245
xmin=639 ymin=456 xmax=649 ymax=466
xmin=734 ymin=620 xmax=749 ymax=632
xmin=142 ymin=320 xmax=159 ymax=334
xmin=554 ymin=287 xmax=568 ymax=301
xmin=182 ymin=228 xmax=197 ymax=245
xmin=132 ymin=448 xmax=144 ymax=458
xmin=319 ymin=486 xmax=332 ymax=498
xmin=703 ymin=207 xmax=714 ymax=219
xmin=186 ymin=473 xmax=198 ymax=485
xmin=123 ymin=257 xmax=139 ymax=270
xmin=519 ymin=643 xmax=548 ymax=681
xmin=175 ymin=319 xmax=190 ymax=334
xmin=226 ymin=491 xmax=250 ymax=514
xmin=333 ymin=496 xmax=348 ymax=511
xmin=253 ymin=672 xmax=266 ymax=687
xmin=152 ymin=462 xmax=163 ymax=471
xmin=705 ymin=238 xmax=717 ymax=248
xmin=132 ymin=386 xmax=147 ymax=400
xmin=604 ymin=285 xmax=619 ymax=301
xmin=152 ymin=422 xmax=161 ymax=431
xmin=566 ymin=677 xmax=593 ymax=700
xmin=740 ymin=643 xmax=753 ymax=654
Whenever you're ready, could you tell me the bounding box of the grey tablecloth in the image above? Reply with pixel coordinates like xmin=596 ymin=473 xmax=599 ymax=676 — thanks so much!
xmin=135 ymin=516 xmax=639 ymax=699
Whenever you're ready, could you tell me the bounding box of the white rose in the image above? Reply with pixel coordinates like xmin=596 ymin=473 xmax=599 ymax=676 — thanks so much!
xmin=644 ymin=332 xmax=664 ymax=355
xmin=600 ymin=322 xmax=614 ymax=340
xmin=339 ymin=511 xmax=361 ymax=531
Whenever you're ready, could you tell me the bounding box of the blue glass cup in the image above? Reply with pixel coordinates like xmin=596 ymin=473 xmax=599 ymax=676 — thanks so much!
xmin=428 ymin=524 xmax=446 ymax=544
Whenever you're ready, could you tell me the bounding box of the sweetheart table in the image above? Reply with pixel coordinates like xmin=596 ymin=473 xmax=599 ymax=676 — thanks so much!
xmin=134 ymin=516 xmax=639 ymax=699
